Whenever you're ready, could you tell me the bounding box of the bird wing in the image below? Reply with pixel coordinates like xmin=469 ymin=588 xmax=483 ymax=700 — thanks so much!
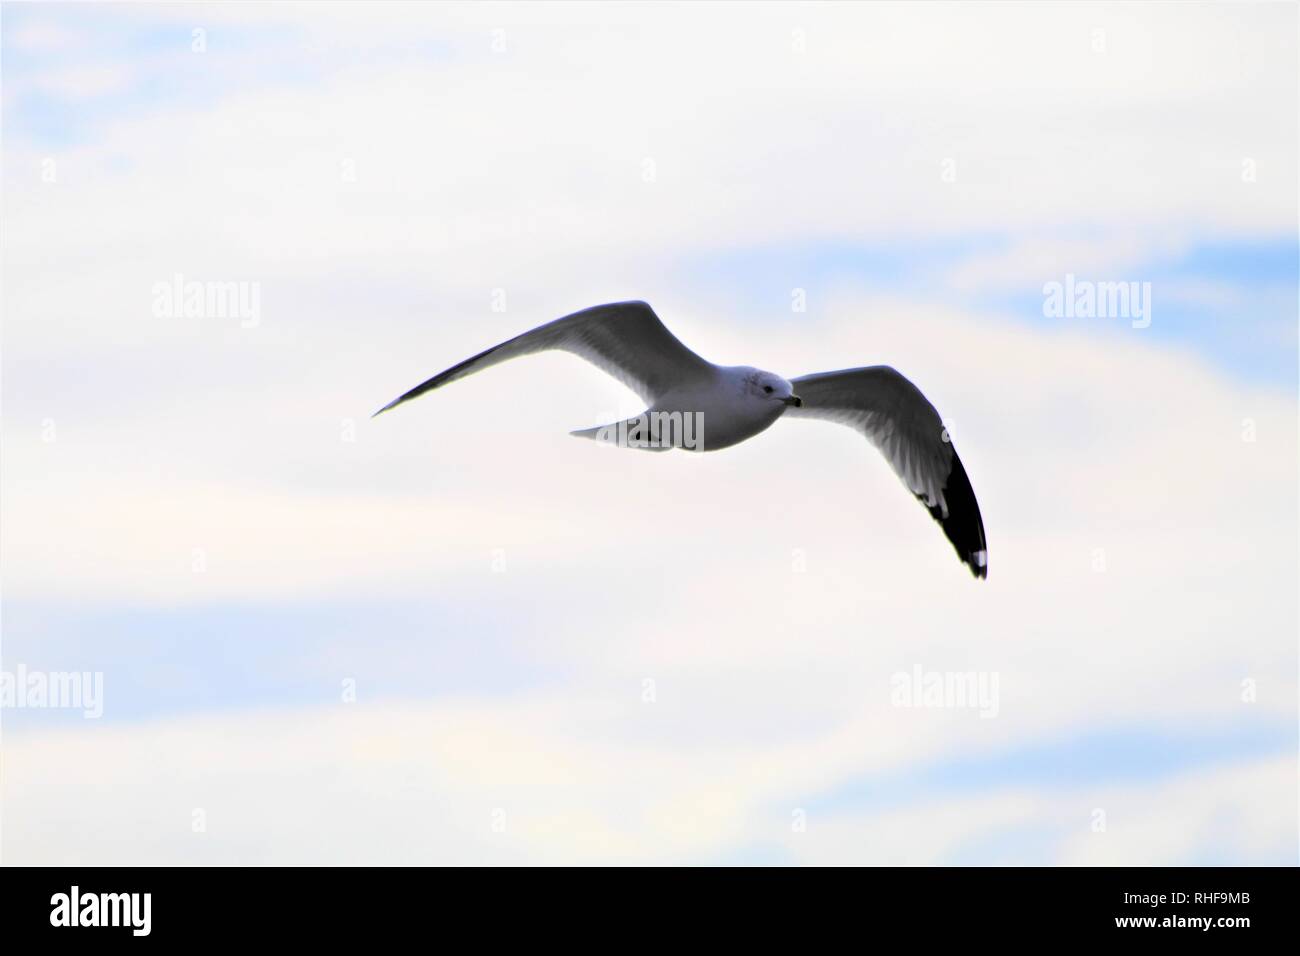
xmin=784 ymin=366 xmax=988 ymax=578
xmin=373 ymin=300 xmax=713 ymax=416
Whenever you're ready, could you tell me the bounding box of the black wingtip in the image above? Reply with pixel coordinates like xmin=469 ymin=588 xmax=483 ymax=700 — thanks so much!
xmin=372 ymin=387 xmax=422 ymax=419
xmin=916 ymin=450 xmax=988 ymax=580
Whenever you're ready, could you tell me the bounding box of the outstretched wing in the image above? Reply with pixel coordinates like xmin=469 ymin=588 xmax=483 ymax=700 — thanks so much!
xmin=373 ymin=301 xmax=713 ymax=416
xmin=785 ymin=366 xmax=988 ymax=578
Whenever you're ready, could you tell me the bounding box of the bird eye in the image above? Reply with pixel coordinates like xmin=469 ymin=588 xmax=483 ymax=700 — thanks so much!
xmin=763 ymin=385 xmax=773 ymax=393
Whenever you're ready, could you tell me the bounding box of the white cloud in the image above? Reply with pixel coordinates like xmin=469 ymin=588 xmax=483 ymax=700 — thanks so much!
xmin=5 ymin=20 xmax=84 ymax=53
xmin=2 ymin=2 xmax=1294 ymax=864
xmin=945 ymin=235 xmax=1192 ymax=292
xmin=3 ymin=292 xmax=1295 ymax=862
xmin=3 ymin=700 xmax=1292 ymax=865
xmin=26 ymin=64 xmax=135 ymax=100
xmin=3 ymin=1 xmax=1294 ymax=311
xmin=780 ymin=755 xmax=1296 ymax=866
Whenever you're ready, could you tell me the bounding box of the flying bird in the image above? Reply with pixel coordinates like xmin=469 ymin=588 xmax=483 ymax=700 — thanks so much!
xmin=375 ymin=301 xmax=987 ymax=578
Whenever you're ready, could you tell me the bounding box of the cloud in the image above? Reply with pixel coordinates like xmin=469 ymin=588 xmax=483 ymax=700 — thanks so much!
xmin=2 ymin=2 xmax=1295 ymax=864
xmin=24 ymin=64 xmax=135 ymax=100
xmin=4 ymin=290 xmax=1295 ymax=861
xmin=3 ymin=699 xmax=1291 ymax=865
xmin=4 ymin=2 xmax=1295 ymax=289
xmin=781 ymin=754 xmax=1296 ymax=866
xmin=945 ymin=235 xmax=1194 ymax=292
xmin=4 ymin=20 xmax=85 ymax=54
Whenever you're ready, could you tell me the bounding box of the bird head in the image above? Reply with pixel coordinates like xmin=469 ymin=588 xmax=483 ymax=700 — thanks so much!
xmin=747 ymin=369 xmax=802 ymax=407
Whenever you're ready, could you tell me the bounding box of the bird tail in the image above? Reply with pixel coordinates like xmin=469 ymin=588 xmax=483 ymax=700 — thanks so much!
xmin=569 ymin=413 xmax=676 ymax=453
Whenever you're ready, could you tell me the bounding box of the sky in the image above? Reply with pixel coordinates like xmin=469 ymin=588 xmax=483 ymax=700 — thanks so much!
xmin=1 ymin=1 xmax=1296 ymax=865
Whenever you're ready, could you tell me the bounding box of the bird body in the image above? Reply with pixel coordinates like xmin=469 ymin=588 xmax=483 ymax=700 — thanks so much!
xmin=375 ymin=301 xmax=988 ymax=578
xmin=569 ymin=365 xmax=797 ymax=452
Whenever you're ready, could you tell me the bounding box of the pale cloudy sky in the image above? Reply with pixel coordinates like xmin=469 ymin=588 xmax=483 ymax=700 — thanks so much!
xmin=1 ymin=2 xmax=1296 ymax=864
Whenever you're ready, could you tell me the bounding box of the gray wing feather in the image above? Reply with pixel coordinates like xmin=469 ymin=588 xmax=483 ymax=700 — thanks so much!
xmin=373 ymin=301 xmax=712 ymax=417
xmin=786 ymin=366 xmax=988 ymax=578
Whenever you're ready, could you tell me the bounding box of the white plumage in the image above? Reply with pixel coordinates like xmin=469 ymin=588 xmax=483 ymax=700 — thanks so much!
xmin=376 ymin=301 xmax=988 ymax=578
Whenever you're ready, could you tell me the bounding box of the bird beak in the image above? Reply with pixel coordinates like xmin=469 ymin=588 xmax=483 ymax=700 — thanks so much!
xmin=783 ymin=394 xmax=803 ymax=408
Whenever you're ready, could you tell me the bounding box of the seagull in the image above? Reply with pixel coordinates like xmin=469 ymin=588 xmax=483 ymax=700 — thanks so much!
xmin=374 ymin=301 xmax=988 ymax=578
